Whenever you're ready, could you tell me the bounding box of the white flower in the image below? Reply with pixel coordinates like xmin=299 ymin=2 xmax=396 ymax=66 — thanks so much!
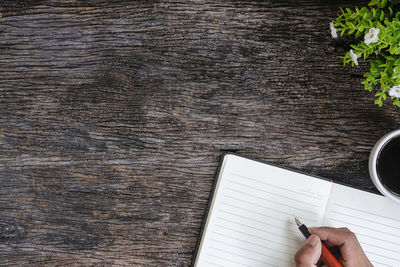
xmin=364 ymin=27 xmax=380 ymax=45
xmin=349 ymin=49 xmax=359 ymax=66
xmin=389 ymin=85 xmax=400 ymax=98
xmin=330 ymin=22 xmax=338 ymax=38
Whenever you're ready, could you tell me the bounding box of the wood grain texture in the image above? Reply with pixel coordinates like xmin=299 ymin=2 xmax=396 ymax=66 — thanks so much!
xmin=0 ymin=0 xmax=398 ymax=265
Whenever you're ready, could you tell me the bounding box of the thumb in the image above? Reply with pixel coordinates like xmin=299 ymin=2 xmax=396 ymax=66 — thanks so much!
xmin=294 ymin=235 xmax=322 ymax=267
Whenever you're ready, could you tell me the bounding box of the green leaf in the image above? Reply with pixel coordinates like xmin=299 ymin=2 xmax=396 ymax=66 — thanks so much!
xmin=382 ymin=83 xmax=390 ymax=91
xmin=371 ymin=67 xmax=380 ymax=76
xmin=389 ymin=45 xmax=397 ymax=54
xmin=394 ymin=30 xmax=400 ymax=40
xmin=394 ymin=20 xmax=400 ymax=29
xmin=333 ymin=3 xmax=400 ymax=108
xmin=363 ymin=20 xmax=370 ymax=28
xmin=386 ymin=55 xmax=395 ymax=61
xmin=369 ymin=0 xmax=379 ymax=5
xmin=375 ymin=91 xmax=387 ymax=100
xmin=375 ymin=98 xmax=383 ymax=106
xmin=380 ymin=43 xmax=388 ymax=49
xmin=365 ymin=84 xmax=373 ymax=92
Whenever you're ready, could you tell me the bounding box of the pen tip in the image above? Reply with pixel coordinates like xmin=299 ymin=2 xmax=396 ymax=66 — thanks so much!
xmin=294 ymin=217 xmax=302 ymax=227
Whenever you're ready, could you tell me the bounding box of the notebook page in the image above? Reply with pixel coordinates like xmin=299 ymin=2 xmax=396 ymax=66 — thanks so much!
xmin=194 ymin=155 xmax=333 ymax=267
xmin=323 ymin=183 xmax=400 ymax=267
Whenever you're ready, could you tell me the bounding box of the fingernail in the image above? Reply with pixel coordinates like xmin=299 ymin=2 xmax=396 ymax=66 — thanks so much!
xmin=307 ymin=235 xmax=319 ymax=246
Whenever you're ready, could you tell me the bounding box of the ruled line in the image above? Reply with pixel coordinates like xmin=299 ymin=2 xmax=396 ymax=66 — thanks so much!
xmin=370 ymin=260 xmax=395 ymax=267
xmin=223 ymin=195 xmax=316 ymax=223
xmin=207 ymin=253 xmax=251 ymax=267
xmin=213 ymin=231 xmax=295 ymax=256
xmin=330 ymin=210 xmax=400 ymax=231
xmin=214 ymin=224 xmax=298 ymax=249
xmin=226 ymin=178 xmax=320 ymax=207
xmin=218 ymin=209 xmax=298 ymax=235
xmin=364 ymin=250 xmax=400 ymax=262
xmin=355 ymin=232 xmax=400 ymax=247
xmin=216 ymin=217 xmax=298 ymax=242
xmin=209 ymin=246 xmax=279 ymax=267
xmin=326 ymin=219 xmax=400 ymax=247
xmin=353 ymin=231 xmax=400 ymax=246
xmin=230 ymin=172 xmax=324 ymax=200
xmin=221 ymin=201 xmax=287 ymax=224
xmin=211 ymin=238 xmax=292 ymax=264
xmin=205 ymin=261 xmax=225 ymax=267
xmin=330 ymin=218 xmax=400 ymax=239
xmin=360 ymin=241 xmax=400 ymax=255
xmin=332 ymin=203 xmax=400 ymax=223
xmin=225 ymin=186 xmax=318 ymax=215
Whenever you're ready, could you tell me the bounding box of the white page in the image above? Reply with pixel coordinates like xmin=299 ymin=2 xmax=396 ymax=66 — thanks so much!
xmin=194 ymin=154 xmax=333 ymax=267
xmin=323 ymin=183 xmax=400 ymax=267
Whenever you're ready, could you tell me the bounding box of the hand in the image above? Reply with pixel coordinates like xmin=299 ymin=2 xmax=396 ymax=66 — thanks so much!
xmin=294 ymin=227 xmax=373 ymax=267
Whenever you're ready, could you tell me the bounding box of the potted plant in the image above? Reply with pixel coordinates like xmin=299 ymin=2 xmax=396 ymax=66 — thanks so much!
xmin=331 ymin=0 xmax=400 ymax=107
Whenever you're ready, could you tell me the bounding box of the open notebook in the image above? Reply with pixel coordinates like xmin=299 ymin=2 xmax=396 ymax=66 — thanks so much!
xmin=192 ymin=154 xmax=400 ymax=267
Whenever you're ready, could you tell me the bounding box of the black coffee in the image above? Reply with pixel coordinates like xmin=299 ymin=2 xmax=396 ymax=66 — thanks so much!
xmin=376 ymin=136 xmax=400 ymax=195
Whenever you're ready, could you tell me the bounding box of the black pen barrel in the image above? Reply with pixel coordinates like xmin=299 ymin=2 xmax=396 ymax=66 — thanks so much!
xmin=299 ymin=224 xmax=311 ymax=239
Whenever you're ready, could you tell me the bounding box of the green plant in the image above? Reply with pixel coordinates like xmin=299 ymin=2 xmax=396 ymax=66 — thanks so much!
xmin=332 ymin=0 xmax=400 ymax=107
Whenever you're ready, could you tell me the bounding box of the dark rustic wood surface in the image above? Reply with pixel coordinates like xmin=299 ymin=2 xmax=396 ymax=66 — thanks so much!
xmin=0 ymin=0 xmax=399 ymax=266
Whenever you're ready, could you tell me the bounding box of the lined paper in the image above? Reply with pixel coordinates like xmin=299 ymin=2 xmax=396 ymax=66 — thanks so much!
xmin=194 ymin=155 xmax=332 ymax=267
xmin=194 ymin=155 xmax=400 ymax=267
xmin=323 ymin=183 xmax=400 ymax=267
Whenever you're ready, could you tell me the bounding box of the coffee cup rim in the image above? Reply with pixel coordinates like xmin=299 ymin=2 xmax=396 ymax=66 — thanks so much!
xmin=369 ymin=129 xmax=400 ymax=204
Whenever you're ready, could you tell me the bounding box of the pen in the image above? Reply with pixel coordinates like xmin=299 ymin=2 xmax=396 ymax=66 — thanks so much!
xmin=295 ymin=218 xmax=343 ymax=267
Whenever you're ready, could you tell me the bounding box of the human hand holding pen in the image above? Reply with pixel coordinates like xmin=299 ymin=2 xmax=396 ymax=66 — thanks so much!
xmin=294 ymin=227 xmax=373 ymax=267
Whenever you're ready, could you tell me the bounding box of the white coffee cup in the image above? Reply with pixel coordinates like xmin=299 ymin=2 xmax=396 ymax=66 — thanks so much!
xmin=369 ymin=129 xmax=400 ymax=204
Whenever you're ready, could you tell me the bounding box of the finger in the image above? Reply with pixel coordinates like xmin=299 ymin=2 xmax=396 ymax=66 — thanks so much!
xmin=308 ymin=227 xmax=357 ymax=247
xmin=294 ymin=235 xmax=322 ymax=267
xmin=309 ymin=227 xmax=361 ymax=260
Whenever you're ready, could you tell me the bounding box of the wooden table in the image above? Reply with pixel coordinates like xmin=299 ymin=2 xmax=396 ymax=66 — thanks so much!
xmin=1 ymin=0 xmax=398 ymax=265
